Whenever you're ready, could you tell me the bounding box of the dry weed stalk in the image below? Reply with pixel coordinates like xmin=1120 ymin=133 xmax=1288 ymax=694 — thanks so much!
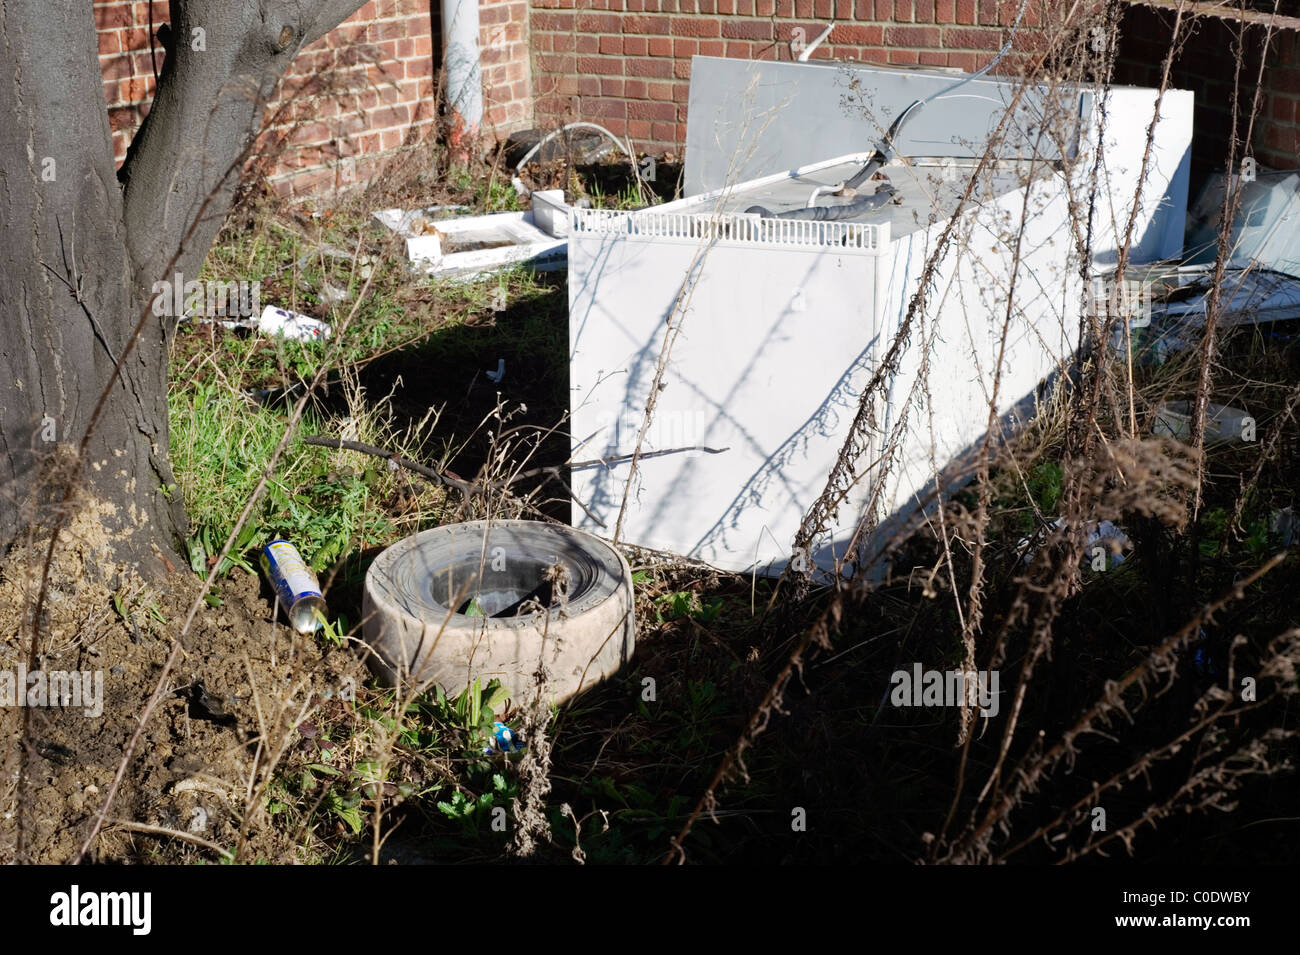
xmin=671 ymin=1 xmax=1299 ymax=866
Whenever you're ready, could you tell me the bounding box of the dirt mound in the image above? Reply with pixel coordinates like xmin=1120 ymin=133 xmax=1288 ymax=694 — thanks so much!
xmin=0 ymin=505 xmax=367 ymax=863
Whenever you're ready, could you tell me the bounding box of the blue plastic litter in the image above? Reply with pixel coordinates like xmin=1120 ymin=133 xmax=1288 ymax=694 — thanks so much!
xmin=1190 ymin=629 xmax=1221 ymax=678
xmin=483 ymin=721 xmax=525 ymax=755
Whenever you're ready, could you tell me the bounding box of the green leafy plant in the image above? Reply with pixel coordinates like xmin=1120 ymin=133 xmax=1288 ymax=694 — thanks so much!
xmin=436 ymin=772 xmax=514 ymax=826
xmin=1028 ymin=460 xmax=1064 ymax=514
xmin=110 ymin=590 xmax=169 ymax=636
xmin=325 ymin=787 xmax=364 ymax=835
xmin=1200 ymin=507 xmax=1229 ymax=558
xmin=654 ymin=590 xmax=724 ymax=625
xmin=317 ymin=612 xmax=349 ymax=646
xmin=187 ymin=520 xmax=260 ymax=577
xmin=434 ymin=677 xmax=510 ymax=747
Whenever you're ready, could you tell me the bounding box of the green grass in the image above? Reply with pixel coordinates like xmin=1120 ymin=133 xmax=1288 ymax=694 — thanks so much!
xmin=168 ymin=379 xmax=406 ymax=574
xmin=587 ymin=179 xmax=647 ymax=210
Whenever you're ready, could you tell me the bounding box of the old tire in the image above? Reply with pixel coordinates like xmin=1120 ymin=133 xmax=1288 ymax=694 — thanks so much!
xmin=361 ymin=520 xmax=635 ymax=701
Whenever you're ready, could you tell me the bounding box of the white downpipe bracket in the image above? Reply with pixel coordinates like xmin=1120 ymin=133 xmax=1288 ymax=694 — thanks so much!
xmin=441 ymin=0 xmax=483 ymax=139
xmin=797 ymin=23 xmax=834 ymax=62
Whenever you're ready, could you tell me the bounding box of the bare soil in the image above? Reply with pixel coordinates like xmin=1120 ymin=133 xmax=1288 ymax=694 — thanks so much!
xmin=0 ymin=501 xmax=366 ymax=863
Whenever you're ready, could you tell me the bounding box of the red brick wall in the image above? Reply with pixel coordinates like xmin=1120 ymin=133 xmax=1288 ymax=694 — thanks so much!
xmin=1113 ymin=6 xmax=1297 ymax=188
xmin=95 ymin=0 xmax=535 ymax=197
xmin=529 ymin=0 xmax=1050 ymax=152
xmin=483 ymin=1 xmax=536 ymax=131
xmin=93 ymin=0 xmax=1299 ymax=197
xmin=1254 ymin=29 xmax=1300 ymax=170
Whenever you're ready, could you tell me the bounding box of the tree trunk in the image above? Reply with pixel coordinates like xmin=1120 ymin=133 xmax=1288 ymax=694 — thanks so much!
xmin=0 ymin=3 xmax=181 ymax=569
xmin=0 ymin=0 xmax=367 ymax=569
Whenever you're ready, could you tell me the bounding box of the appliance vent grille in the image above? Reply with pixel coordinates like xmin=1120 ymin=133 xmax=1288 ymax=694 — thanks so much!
xmin=572 ymin=208 xmax=882 ymax=250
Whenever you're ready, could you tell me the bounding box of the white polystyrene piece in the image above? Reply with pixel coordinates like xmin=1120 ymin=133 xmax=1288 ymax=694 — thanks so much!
xmin=371 ymin=208 xmax=567 ymax=279
xmin=530 ymin=189 xmax=570 ymax=237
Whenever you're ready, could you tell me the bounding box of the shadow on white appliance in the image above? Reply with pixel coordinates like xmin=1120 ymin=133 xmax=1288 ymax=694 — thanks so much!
xmin=569 ymin=150 xmax=1078 ymax=576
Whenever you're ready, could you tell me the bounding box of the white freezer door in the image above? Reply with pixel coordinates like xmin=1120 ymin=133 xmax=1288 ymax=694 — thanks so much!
xmin=569 ymin=225 xmax=884 ymax=574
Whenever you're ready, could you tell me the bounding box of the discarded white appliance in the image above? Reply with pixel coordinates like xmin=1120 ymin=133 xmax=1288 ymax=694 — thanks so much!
xmin=684 ymin=57 xmax=1193 ymax=266
xmin=568 ymin=59 xmax=1193 ymax=577
xmin=569 ymin=153 xmax=1078 ymax=575
xmin=373 ymin=190 xmax=569 ymax=279
xmin=1184 ymin=168 xmax=1300 ymax=278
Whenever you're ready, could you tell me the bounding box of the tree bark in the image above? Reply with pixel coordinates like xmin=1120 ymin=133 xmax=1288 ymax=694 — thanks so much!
xmin=0 ymin=0 xmax=366 ymax=568
xmin=119 ymin=0 xmax=367 ymax=290
xmin=0 ymin=3 xmax=181 ymax=568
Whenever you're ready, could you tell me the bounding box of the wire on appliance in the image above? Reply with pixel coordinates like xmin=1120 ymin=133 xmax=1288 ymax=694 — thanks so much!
xmin=746 ymin=0 xmax=1030 ymax=221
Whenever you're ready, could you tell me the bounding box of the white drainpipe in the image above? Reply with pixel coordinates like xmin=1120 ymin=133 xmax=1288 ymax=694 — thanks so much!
xmin=441 ymin=0 xmax=483 ymax=150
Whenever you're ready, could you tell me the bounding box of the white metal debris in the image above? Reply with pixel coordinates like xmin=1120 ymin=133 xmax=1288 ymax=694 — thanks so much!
xmin=372 ymin=190 xmax=569 ymax=280
xmin=1185 ymin=170 xmax=1300 ymax=278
